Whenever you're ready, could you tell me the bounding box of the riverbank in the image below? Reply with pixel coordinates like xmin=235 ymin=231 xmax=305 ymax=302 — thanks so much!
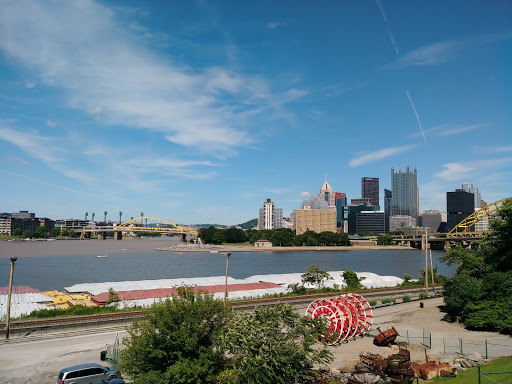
xmin=155 ymin=244 xmax=413 ymax=252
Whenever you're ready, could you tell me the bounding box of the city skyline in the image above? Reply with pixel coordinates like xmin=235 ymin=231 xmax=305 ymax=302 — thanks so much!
xmin=1 ymin=1 xmax=511 ymax=225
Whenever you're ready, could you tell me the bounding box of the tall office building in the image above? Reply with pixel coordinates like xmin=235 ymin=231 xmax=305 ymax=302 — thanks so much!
xmin=361 ymin=177 xmax=379 ymax=206
xmin=318 ymin=180 xmax=335 ymax=208
xmin=258 ymin=199 xmax=283 ymax=230
xmin=335 ymin=193 xmax=348 ymax=229
xmin=391 ymin=166 xmax=419 ymax=219
xmin=447 ymin=189 xmax=475 ymax=232
xmin=384 ymin=189 xmax=392 ymax=217
xmin=419 ymin=210 xmax=447 ymax=233
xmin=461 ymin=183 xmax=481 ymax=209
xmin=295 ymin=195 xmax=336 ymax=234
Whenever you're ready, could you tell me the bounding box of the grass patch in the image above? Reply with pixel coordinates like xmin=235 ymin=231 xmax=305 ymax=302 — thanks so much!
xmin=431 ymin=357 xmax=512 ymax=383
xmin=16 ymin=304 xmax=145 ymax=320
xmin=402 ymin=295 xmax=411 ymax=302
xmin=221 ymin=242 xmax=252 ymax=246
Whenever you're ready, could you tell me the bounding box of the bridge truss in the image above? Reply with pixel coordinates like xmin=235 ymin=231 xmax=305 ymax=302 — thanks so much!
xmin=63 ymin=216 xmax=198 ymax=235
xmin=446 ymin=198 xmax=508 ymax=238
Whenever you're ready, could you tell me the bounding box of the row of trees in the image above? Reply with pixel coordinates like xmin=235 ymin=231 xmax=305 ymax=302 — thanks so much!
xmin=441 ymin=198 xmax=512 ymax=335
xmin=119 ymin=287 xmax=332 ymax=384
xmin=11 ymin=225 xmax=71 ymax=239
xmin=198 ymin=226 xmax=351 ymax=247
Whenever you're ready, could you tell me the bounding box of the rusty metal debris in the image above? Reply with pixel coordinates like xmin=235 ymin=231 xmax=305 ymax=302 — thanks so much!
xmin=373 ymin=326 xmax=400 ymax=346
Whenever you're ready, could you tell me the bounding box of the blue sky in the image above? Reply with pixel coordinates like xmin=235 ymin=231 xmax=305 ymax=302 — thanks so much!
xmin=1 ymin=1 xmax=511 ymax=225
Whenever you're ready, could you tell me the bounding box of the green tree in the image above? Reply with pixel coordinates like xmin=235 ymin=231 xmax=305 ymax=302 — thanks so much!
xmin=22 ymin=229 xmax=36 ymax=239
xmin=217 ymin=303 xmax=332 ymax=384
xmin=13 ymin=228 xmax=22 ymax=237
xmin=106 ymin=288 xmax=120 ymax=306
xmin=119 ymin=287 xmax=229 ymax=384
xmin=224 ymin=227 xmax=247 ymax=243
xmin=441 ymin=197 xmax=512 ymax=334
xmin=342 ymin=269 xmax=366 ymax=290
xmin=51 ymin=227 xmax=61 ymax=238
xmin=198 ymin=226 xmax=217 ymax=244
xmin=377 ymin=233 xmax=394 ymax=245
xmin=270 ymin=228 xmax=295 ymax=246
xmin=36 ymin=225 xmax=49 ymax=238
xmin=301 ymin=264 xmax=332 ymax=289
xmin=212 ymin=230 xmax=226 ymax=245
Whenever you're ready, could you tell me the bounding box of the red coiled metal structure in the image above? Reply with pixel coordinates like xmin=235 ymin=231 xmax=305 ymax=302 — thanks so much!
xmin=305 ymin=293 xmax=373 ymax=345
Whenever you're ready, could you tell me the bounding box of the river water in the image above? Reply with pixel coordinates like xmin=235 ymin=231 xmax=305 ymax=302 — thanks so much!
xmin=0 ymin=238 xmax=455 ymax=291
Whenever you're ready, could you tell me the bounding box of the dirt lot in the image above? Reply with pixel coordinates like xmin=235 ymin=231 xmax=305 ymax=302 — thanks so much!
xmin=325 ymin=297 xmax=512 ymax=371
xmin=0 ymin=297 xmax=511 ymax=384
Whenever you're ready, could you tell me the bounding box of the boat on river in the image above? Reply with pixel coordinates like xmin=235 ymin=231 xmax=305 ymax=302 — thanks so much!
xmin=97 ymin=254 xmax=108 ymax=258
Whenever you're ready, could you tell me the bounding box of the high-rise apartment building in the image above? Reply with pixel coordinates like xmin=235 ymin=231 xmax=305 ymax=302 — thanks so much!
xmin=461 ymin=183 xmax=481 ymax=209
xmin=391 ymin=166 xmax=419 ymax=219
xmin=447 ymin=189 xmax=475 ymax=232
xmin=258 ymin=199 xmax=283 ymax=230
xmin=361 ymin=177 xmax=379 ymax=206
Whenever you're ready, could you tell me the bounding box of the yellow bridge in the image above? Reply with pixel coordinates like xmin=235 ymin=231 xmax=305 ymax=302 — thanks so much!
xmin=61 ymin=217 xmax=198 ymax=240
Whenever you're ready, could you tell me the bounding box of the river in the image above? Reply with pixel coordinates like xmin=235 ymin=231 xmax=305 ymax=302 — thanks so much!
xmin=0 ymin=238 xmax=455 ymax=291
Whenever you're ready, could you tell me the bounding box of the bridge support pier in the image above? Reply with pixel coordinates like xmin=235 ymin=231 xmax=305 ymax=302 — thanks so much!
xmin=445 ymin=241 xmax=451 ymax=251
xmin=97 ymin=232 xmax=103 ymax=240
xmin=114 ymin=231 xmax=123 ymax=240
xmin=179 ymin=233 xmax=184 ymax=243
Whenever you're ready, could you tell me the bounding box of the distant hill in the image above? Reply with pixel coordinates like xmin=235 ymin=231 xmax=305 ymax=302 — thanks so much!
xmin=237 ymin=218 xmax=257 ymax=230
xmin=193 ymin=224 xmax=227 ymax=228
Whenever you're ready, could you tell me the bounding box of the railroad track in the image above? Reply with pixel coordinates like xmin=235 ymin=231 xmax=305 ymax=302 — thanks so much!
xmin=0 ymin=285 xmax=441 ymax=340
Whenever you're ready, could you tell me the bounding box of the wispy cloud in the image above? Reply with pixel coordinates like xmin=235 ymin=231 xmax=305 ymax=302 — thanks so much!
xmin=435 ymin=158 xmax=512 ymax=181
xmin=385 ymin=32 xmax=512 ymax=70
xmin=409 ymin=123 xmax=485 ymax=139
xmin=46 ymin=120 xmax=57 ymax=127
xmin=473 ymin=145 xmax=512 ymax=154
xmin=349 ymin=144 xmax=417 ymax=167
xmin=267 ymin=20 xmax=289 ymax=30
xmin=0 ymin=1 xmax=304 ymax=156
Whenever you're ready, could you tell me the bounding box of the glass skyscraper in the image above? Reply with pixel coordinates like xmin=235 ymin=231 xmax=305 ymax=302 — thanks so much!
xmin=391 ymin=166 xmax=419 ymax=219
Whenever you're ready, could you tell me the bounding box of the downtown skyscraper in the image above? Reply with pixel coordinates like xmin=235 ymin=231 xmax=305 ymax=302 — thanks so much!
xmin=361 ymin=177 xmax=379 ymax=206
xmin=391 ymin=166 xmax=419 ymax=219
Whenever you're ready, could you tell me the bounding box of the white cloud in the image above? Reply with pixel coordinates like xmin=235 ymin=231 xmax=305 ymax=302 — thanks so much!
xmin=0 ymin=1 xmax=304 ymax=156
xmin=349 ymin=144 xmax=416 ymax=167
xmin=47 ymin=120 xmax=57 ymax=127
xmin=299 ymin=192 xmax=311 ymax=197
xmin=435 ymin=163 xmax=475 ymax=181
xmin=385 ymin=32 xmax=512 ymax=69
xmin=409 ymin=123 xmax=485 ymax=139
xmin=435 ymin=158 xmax=512 ymax=181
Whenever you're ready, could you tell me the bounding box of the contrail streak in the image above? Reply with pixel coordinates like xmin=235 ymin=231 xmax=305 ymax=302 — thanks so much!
xmin=376 ymin=0 xmax=399 ymax=56
xmin=406 ymin=90 xmax=427 ymax=143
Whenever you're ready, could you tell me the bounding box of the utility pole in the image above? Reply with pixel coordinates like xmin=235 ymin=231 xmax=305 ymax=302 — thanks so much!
xmin=119 ymin=211 xmax=123 ymax=225
xmin=141 ymin=212 xmax=144 ymax=226
xmin=6 ymin=257 xmax=17 ymax=339
xmin=104 ymin=211 xmax=107 ymax=223
xmin=224 ymin=252 xmax=232 ymax=307
xmin=424 ymin=228 xmax=429 ymax=298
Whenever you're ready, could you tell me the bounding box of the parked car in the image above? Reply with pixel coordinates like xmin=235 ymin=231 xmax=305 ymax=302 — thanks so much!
xmin=56 ymin=363 xmax=121 ymax=384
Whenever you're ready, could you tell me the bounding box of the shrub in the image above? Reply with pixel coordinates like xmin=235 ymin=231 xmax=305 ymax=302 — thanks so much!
xmin=369 ymin=300 xmax=377 ymax=307
xmin=418 ymin=292 xmax=426 ymax=299
xmin=381 ymin=298 xmax=396 ymax=304
xmin=402 ymin=295 xmax=411 ymax=302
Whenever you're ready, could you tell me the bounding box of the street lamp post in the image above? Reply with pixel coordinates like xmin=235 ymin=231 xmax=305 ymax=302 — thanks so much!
xmin=5 ymin=256 xmax=17 ymax=339
xmin=224 ymin=252 xmax=232 ymax=307
xmin=424 ymin=228 xmax=429 ymax=298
